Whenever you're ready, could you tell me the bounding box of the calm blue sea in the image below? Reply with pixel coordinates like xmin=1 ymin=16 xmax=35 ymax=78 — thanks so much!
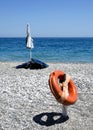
xmin=0 ymin=37 xmax=93 ymax=63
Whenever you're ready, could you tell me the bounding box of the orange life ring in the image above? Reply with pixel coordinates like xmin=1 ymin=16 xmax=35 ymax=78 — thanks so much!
xmin=49 ymin=70 xmax=78 ymax=105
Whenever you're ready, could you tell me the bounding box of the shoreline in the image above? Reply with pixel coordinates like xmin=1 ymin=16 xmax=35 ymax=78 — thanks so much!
xmin=1 ymin=60 xmax=93 ymax=63
xmin=0 ymin=62 xmax=93 ymax=129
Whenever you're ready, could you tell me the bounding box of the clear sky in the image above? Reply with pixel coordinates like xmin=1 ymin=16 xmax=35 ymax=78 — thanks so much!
xmin=0 ymin=0 xmax=93 ymax=37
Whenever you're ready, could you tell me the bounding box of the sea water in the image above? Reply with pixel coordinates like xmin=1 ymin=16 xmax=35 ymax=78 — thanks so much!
xmin=0 ymin=37 xmax=93 ymax=63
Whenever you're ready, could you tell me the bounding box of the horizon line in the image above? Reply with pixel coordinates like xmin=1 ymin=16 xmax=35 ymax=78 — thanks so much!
xmin=0 ymin=36 xmax=93 ymax=38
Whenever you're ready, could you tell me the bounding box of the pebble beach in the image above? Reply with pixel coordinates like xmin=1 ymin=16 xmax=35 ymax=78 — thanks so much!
xmin=0 ymin=62 xmax=93 ymax=130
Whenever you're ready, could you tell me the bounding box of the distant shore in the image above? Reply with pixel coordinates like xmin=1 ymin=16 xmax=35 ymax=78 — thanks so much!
xmin=0 ymin=62 xmax=93 ymax=130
